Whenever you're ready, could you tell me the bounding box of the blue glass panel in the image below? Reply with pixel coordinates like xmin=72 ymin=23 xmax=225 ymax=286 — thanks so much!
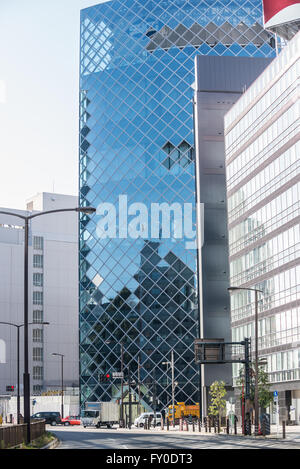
xmin=79 ymin=0 xmax=275 ymax=408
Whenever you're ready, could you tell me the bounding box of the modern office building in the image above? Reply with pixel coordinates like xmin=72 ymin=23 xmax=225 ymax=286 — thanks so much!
xmin=193 ymin=54 xmax=272 ymax=413
xmin=0 ymin=193 xmax=79 ymax=395
xmin=225 ymin=31 xmax=300 ymax=423
xmin=79 ymin=0 xmax=276 ymax=412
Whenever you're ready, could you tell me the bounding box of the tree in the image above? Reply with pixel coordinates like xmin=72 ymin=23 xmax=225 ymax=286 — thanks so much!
xmin=208 ymin=381 xmax=227 ymax=428
xmin=237 ymin=363 xmax=273 ymax=412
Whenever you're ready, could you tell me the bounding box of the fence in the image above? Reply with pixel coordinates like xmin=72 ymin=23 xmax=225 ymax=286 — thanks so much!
xmin=0 ymin=420 xmax=46 ymax=449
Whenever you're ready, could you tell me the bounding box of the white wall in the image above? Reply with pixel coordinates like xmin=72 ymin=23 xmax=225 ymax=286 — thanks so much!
xmin=0 ymin=395 xmax=80 ymax=422
xmin=0 ymin=193 xmax=79 ymax=394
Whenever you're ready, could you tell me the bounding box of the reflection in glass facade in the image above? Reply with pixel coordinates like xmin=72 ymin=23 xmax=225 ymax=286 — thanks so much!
xmin=79 ymin=0 xmax=276 ymax=410
xmin=225 ymin=31 xmax=300 ymax=421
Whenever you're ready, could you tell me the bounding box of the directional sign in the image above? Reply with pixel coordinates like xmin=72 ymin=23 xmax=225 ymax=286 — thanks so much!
xmin=274 ymin=391 xmax=278 ymax=398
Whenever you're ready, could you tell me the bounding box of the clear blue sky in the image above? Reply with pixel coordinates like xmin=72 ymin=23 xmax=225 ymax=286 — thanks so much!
xmin=0 ymin=0 xmax=108 ymax=209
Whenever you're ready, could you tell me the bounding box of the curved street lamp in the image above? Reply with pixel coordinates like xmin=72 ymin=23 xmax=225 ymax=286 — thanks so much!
xmin=0 ymin=321 xmax=49 ymax=424
xmin=0 ymin=205 xmax=95 ymax=442
xmin=51 ymin=353 xmax=65 ymax=419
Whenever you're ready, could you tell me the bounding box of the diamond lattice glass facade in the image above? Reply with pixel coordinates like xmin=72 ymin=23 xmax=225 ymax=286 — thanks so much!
xmin=79 ymin=0 xmax=276 ymax=410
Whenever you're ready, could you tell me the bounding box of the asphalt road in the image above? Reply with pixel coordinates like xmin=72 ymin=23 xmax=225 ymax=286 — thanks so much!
xmin=51 ymin=425 xmax=300 ymax=450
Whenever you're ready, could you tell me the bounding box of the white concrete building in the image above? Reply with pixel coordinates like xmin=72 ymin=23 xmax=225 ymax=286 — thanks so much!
xmin=225 ymin=31 xmax=300 ymax=424
xmin=0 ymin=193 xmax=79 ymax=396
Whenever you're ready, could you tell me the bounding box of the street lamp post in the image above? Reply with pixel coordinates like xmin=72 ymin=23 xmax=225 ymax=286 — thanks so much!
xmin=0 ymin=321 xmax=49 ymax=424
xmin=105 ymin=340 xmax=125 ymax=427
xmin=228 ymin=286 xmax=263 ymax=436
xmin=0 ymin=206 xmax=95 ymax=443
xmin=52 ymin=353 xmax=64 ymax=418
xmin=162 ymin=350 xmax=175 ymax=427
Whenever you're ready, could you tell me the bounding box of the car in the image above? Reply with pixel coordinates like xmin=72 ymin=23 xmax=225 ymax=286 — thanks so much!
xmin=134 ymin=412 xmax=162 ymax=428
xmin=61 ymin=415 xmax=81 ymax=426
xmin=31 ymin=411 xmax=62 ymax=426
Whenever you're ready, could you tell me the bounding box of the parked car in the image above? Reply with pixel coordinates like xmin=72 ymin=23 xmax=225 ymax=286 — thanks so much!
xmin=61 ymin=415 xmax=81 ymax=426
xmin=31 ymin=411 xmax=62 ymax=426
xmin=134 ymin=412 xmax=162 ymax=428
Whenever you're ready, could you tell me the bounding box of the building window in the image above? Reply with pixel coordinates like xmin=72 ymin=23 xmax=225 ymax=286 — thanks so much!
xmin=33 ymin=236 xmax=44 ymax=251
xmin=33 ymin=348 xmax=43 ymax=362
xmin=33 ymin=273 xmax=43 ymax=287
xmin=33 ymin=385 xmax=43 ymax=393
xmin=33 ymin=329 xmax=43 ymax=343
xmin=33 ymin=310 xmax=43 ymax=324
xmin=33 ymin=366 xmax=43 ymax=380
xmin=33 ymin=291 xmax=43 ymax=305
xmin=33 ymin=254 xmax=43 ymax=268
xmin=162 ymin=140 xmax=194 ymax=170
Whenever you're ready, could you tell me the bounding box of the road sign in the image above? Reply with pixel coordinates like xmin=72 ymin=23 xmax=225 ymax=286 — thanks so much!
xmin=112 ymin=372 xmax=124 ymax=379
xmin=273 ymin=390 xmax=278 ymax=397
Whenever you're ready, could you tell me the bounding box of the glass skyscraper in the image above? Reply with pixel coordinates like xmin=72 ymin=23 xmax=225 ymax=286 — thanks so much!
xmin=79 ymin=0 xmax=275 ymax=411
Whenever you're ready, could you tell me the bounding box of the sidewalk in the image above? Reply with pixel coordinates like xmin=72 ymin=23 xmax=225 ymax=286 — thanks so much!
xmin=116 ymin=423 xmax=300 ymax=443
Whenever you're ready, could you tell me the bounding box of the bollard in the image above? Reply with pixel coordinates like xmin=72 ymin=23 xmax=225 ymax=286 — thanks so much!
xmin=217 ymin=419 xmax=220 ymax=434
xmin=208 ymin=417 xmax=211 ymax=433
xmin=282 ymin=421 xmax=286 ymax=439
xmin=179 ymin=418 xmax=183 ymax=431
xmin=214 ymin=418 xmax=216 ymax=433
xmin=226 ymin=419 xmax=229 ymax=435
xmin=234 ymin=417 xmax=237 ymax=435
xmin=198 ymin=419 xmax=201 ymax=433
xmin=205 ymin=417 xmax=208 ymax=433
xmin=262 ymin=418 xmax=266 ymax=437
xmin=167 ymin=419 xmax=169 ymax=431
xmin=161 ymin=418 xmax=164 ymax=431
xmin=192 ymin=421 xmax=195 ymax=432
xmin=186 ymin=420 xmax=189 ymax=431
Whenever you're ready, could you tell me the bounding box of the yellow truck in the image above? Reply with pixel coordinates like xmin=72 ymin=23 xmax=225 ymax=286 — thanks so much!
xmin=166 ymin=402 xmax=200 ymax=423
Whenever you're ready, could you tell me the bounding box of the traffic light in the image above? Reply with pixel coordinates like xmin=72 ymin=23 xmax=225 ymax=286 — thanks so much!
xmin=6 ymin=385 xmax=14 ymax=392
xmin=99 ymin=373 xmax=111 ymax=383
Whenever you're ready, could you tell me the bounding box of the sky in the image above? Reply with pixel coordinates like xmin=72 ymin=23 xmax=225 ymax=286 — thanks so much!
xmin=0 ymin=0 xmax=108 ymax=209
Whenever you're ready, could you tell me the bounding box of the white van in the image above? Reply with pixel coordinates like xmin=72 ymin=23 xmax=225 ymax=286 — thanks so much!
xmin=134 ymin=412 xmax=162 ymax=427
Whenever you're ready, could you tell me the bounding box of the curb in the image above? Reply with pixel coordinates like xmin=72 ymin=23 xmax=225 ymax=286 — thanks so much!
xmin=42 ymin=437 xmax=60 ymax=450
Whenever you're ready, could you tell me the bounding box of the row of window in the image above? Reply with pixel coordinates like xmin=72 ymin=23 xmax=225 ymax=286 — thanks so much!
xmin=232 ymin=349 xmax=300 ymax=384
xmin=33 ymin=366 xmax=43 ymax=381
xmin=33 ymin=329 xmax=43 ymax=343
xmin=230 ymin=224 xmax=300 ymax=285
xmin=225 ymin=61 xmax=299 ymax=155
xmin=225 ymin=37 xmax=299 ymax=132
xmin=33 ymin=236 xmax=43 ymax=251
xmin=33 ymin=291 xmax=43 ymax=306
xmin=233 ymin=306 xmax=300 ymax=349
xmin=226 ymin=102 xmax=299 ymax=191
xmin=33 ymin=310 xmax=43 ymax=323
xmin=230 ymin=265 xmax=300 ymax=322
xmin=229 ymin=183 xmax=300 ymax=255
xmin=33 ymin=273 xmax=43 ymax=287
xmin=33 ymin=347 xmax=43 ymax=362
xmin=228 ymin=142 xmax=299 ymax=222
xmin=33 ymin=254 xmax=43 ymax=269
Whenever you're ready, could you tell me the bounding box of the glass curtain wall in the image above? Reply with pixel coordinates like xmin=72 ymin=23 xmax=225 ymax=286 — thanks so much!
xmin=79 ymin=0 xmax=275 ymax=410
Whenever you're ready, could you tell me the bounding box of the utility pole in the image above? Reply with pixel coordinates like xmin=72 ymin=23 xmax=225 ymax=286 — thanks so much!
xmin=128 ymin=366 xmax=132 ymax=429
xmin=121 ymin=342 xmax=124 ymax=427
xmin=153 ymin=368 xmax=157 ymax=427
xmin=138 ymin=356 xmax=141 ymax=416
xmin=171 ymin=351 xmax=175 ymax=428
xmin=254 ymin=289 xmax=259 ymax=436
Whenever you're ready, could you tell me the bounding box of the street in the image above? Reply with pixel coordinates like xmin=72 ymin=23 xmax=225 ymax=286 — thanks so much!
xmin=51 ymin=425 xmax=300 ymax=450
